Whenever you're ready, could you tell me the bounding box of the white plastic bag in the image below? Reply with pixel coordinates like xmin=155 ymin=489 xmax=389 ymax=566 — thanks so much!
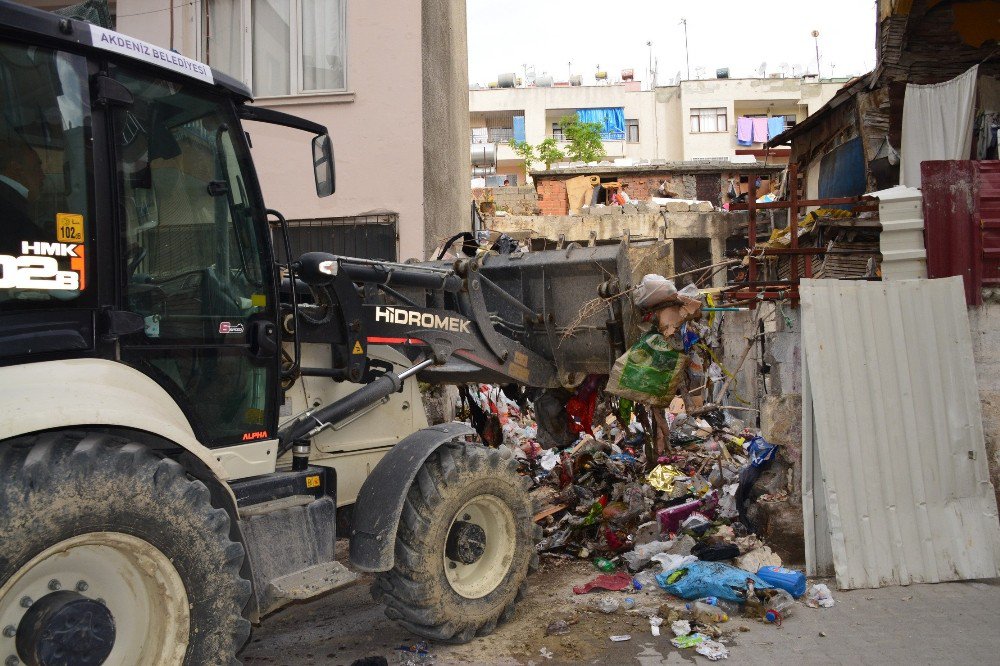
xmin=633 ymin=274 xmax=677 ymax=309
xmin=622 ymin=540 xmax=674 ymax=571
xmin=650 ymin=552 xmax=697 ymax=573
xmin=806 ymin=583 xmax=835 ymax=608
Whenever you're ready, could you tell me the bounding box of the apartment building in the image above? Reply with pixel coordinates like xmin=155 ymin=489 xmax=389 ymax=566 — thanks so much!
xmin=470 ymin=75 xmax=847 ymax=185
xmin=22 ymin=0 xmax=470 ymax=261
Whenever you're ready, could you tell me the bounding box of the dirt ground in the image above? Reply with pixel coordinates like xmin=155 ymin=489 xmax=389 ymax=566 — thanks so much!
xmin=242 ymin=550 xmax=1000 ymax=665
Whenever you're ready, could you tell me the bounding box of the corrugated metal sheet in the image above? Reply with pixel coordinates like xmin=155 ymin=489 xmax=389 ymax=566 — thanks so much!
xmin=801 ymin=277 xmax=1000 ymax=589
xmin=922 ymin=160 xmax=1000 ymax=305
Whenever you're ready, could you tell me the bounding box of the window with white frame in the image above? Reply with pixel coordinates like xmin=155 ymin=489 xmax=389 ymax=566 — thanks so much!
xmin=689 ymin=107 xmax=727 ymax=133
xmin=203 ymin=0 xmax=346 ymax=98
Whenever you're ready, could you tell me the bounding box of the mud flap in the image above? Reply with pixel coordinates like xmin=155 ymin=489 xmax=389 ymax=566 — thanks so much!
xmin=349 ymin=422 xmax=475 ymax=572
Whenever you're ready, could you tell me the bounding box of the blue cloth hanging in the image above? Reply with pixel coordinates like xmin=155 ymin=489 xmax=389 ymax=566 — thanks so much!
xmin=576 ymin=108 xmax=625 ymax=140
xmin=767 ymin=116 xmax=786 ymax=141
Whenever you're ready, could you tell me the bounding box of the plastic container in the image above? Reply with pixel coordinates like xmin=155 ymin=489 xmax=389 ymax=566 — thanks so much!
xmin=756 ymin=566 xmax=807 ymax=598
xmin=763 ymin=589 xmax=795 ymax=625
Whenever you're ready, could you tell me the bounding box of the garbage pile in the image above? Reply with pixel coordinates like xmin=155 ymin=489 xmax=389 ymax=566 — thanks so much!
xmin=455 ymin=271 xmax=830 ymax=658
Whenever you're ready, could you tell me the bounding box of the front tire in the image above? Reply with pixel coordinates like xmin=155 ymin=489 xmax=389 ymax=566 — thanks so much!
xmin=372 ymin=442 xmax=538 ymax=643
xmin=0 ymin=431 xmax=251 ymax=665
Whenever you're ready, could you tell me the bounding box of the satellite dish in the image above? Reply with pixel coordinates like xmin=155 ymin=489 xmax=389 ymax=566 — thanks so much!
xmin=757 ymin=61 xmax=767 ymax=77
xmin=779 ymin=62 xmax=789 ymax=77
xmin=791 ymin=64 xmax=802 ymax=77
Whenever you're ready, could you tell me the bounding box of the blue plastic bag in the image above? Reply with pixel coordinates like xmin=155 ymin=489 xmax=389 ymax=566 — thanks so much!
xmin=655 ymin=561 xmax=772 ymax=603
xmin=746 ymin=435 xmax=778 ymax=468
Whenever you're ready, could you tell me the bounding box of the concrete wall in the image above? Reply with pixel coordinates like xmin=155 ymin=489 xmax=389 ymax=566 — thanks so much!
xmin=718 ymin=304 xmax=804 ymax=561
xmin=421 ymin=0 xmax=470 ymax=259
xmin=109 ymin=0 xmax=460 ymax=262
xmin=968 ymin=300 xmax=1000 ymax=511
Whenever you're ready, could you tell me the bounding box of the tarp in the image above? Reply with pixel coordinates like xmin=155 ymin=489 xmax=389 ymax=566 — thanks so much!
xmin=512 ymin=115 xmax=525 ymax=143
xmin=818 ymin=136 xmax=867 ymax=202
xmin=899 ymin=65 xmax=978 ymax=188
xmin=801 ymin=277 xmax=1000 ymax=588
xmin=576 ymin=108 xmax=625 ymax=141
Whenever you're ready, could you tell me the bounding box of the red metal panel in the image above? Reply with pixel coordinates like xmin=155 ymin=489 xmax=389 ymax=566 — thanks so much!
xmin=921 ymin=161 xmax=980 ymax=305
xmin=976 ymin=161 xmax=1000 ymax=288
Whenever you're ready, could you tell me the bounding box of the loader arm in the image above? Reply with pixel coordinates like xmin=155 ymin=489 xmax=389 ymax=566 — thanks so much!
xmin=284 ymin=240 xmax=642 ymax=389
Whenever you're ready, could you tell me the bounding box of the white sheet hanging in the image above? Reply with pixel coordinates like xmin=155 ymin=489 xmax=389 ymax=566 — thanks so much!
xmin=899 ymin=65 xmax=979 ymax=188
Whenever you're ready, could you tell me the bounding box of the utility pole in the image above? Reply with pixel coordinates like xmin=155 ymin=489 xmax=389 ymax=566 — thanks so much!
xmin=680 ymin=19 xmax=690 ymax=81
xmin=646 ymin=41 xmax=654 ymax=89
xmin=811 ymin=30 xmax=821 ymax=77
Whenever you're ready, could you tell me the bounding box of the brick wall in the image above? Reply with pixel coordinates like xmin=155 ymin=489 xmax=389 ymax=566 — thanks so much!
xmin=535 ymin=179 xmax=568 ymax=216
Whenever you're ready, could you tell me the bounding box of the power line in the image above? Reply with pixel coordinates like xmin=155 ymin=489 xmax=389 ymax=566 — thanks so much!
xmin=116 ymin=0 xmax=200 ymax=19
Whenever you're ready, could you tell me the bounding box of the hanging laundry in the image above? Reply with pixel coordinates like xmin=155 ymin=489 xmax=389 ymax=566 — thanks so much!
xmin=736 ymin=117 xmax=753 ymax=146
xmin=751 ymin=117 xmax=769 ymax=144
xmin=767 ymin=116 xmax=786 ymax=141
xmin=975 ymin=111 xmax=999 ymax=160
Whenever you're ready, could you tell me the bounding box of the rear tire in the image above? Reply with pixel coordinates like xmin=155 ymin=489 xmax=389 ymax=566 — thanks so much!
xmin=0 ymin=431 xmax=251 ymax=665
xmin=372 ymin=442 xmax=539 ymax=643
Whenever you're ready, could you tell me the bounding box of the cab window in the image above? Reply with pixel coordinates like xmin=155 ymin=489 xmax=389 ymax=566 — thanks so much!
xmin=0 ymin=40 xmax=93 ymax=308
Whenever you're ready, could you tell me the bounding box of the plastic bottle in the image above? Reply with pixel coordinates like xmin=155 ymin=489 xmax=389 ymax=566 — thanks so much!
xmin=593 ymin=557 xmax=616 ymax=572
xmin=685 ymin=601 xmax=728 ymax=623
xmin=596 ymin=596 xmax=620 ymax=614
xmin=694 ymin=596 xmax=740 ymax=616
xmin=763 ymin=589 xmax=795 ymax=625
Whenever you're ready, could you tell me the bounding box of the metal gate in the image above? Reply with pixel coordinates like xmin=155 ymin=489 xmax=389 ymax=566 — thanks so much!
xmin=280 ymin=212 xmax=399 ymax=262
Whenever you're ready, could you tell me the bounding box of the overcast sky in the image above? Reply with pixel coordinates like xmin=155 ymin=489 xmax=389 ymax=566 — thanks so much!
xmin=466 ymin=1 xmax=878 ymax=86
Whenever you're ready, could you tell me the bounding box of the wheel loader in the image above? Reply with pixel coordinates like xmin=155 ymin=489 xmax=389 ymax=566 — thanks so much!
xmin=0 ymin=3 xmax=647 ymax=663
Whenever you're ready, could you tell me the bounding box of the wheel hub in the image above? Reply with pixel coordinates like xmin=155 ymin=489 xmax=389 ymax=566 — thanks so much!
xmin=443 ymin=494 xmax=518 ymax=599
xmin=446 ymin=521 xmax=487 ymax=564
xmin=16 ymin=591 xmax=115 ymax=666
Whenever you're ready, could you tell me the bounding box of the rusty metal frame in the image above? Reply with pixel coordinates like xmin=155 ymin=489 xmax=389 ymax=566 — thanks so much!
xmin=723 ymin=163 xmax=877 ymax=304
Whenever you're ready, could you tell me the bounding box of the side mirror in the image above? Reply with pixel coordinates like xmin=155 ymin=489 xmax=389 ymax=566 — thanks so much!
xmin=312 ymin=134 xmax=335 ymax=197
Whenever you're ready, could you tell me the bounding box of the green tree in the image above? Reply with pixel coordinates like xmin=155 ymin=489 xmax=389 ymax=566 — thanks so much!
xmin=559 ymin=115 xmax=606 ymax=163
xmin=537 ymin=137 xmax=565 ymax=169
xmin=507 ymin=139 xmax=536 ymax=171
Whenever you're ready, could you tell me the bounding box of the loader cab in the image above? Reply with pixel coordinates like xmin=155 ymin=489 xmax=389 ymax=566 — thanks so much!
xmin=0 ymin=5 xmax=333 ymax=448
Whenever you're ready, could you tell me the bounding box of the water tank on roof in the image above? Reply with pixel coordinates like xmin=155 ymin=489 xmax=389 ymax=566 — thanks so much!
xmin=536 ymin=75 xmax=553 ymax=87
xmin=569 ymin=74 xmax=582 ymax=86
xmin=471 ymin=143 xmax=497 ymax=169
xmin=621 ymin=68 xmax=634 ymax=81
xmin=716 ymin=68 xmax=730 ymax=79
xmin=497 ymin=73 xmax=516 ymax=88
xmin=595 ymin=70 xmax=607 ymax=81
